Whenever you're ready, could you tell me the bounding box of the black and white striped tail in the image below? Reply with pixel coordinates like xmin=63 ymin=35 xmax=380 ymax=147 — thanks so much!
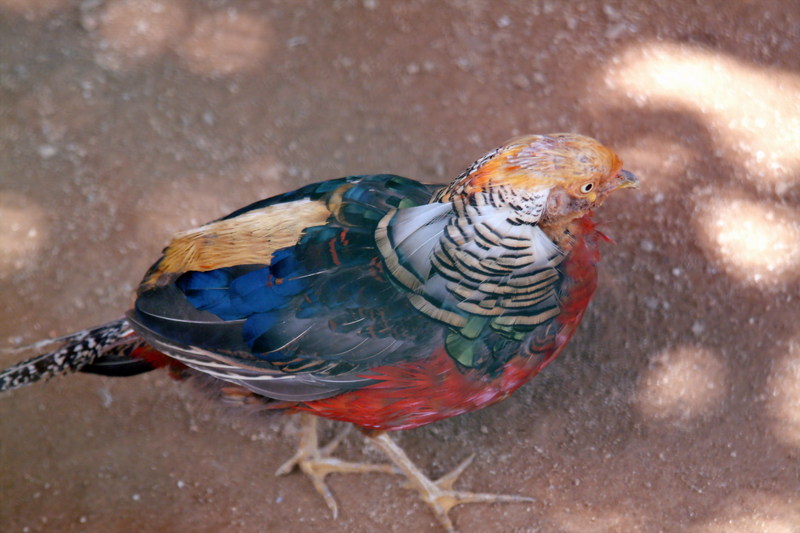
xmin=0 ymin=318 xmax=153 ymax=392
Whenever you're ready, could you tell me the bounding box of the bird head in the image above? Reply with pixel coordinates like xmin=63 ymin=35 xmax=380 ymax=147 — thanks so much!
xmin=438 ymin=133 xmax=638 ymax=226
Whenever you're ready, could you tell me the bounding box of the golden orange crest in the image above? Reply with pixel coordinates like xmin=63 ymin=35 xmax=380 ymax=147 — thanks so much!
xmin=439 ymin=133 xmax=624 ymax=201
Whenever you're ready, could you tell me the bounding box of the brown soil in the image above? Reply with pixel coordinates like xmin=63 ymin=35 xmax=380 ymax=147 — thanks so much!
xmin=1 ymin=1 xmax=799 ymax=532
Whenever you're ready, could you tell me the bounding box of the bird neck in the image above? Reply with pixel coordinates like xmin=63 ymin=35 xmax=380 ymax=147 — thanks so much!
xmin=538 ymin=214 xmax=595 ymax=250
xmin=376 ymin=197 xmax=566 ymax=330
xmin=434 ymin=193 xmax=563 ymax=288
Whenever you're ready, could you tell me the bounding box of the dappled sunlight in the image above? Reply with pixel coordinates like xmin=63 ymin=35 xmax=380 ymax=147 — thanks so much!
xmin=767 ymin=338 xmax=800 ymax=448
xmin=613 ymin=134 xmax=696 ymax=193
xmin=0 ymin=193 xmax=49 ymax=276
xmin=132 ymin=174 xmax=250 ymax=251
xmin=2 ymin=3 xmax=799 ymax=531
xmin=606 ymin=43 xmax=800 ymax=189
xmin=0 ymin=0 xmax=67 ymax=19
xmin=92 ymin=0 xmax=189 ymax=71
xmin=698 ymin=196 xmax=800 ymax=285
xmin=175 ymin=10 xmax=273 ymax=77
xmin=237 ymin=156 xmax=287 ymax=187
xmin=86 ymin=1 xmax=273 ymax=76
xmin=636 ymin=345 xmax=727 ymax=424
xmin=695 ymin=491 xmax=800 ymax=533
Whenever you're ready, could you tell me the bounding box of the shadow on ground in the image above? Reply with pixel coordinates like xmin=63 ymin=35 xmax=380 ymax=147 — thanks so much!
xmin=1 ymin=1 xmax=798 ymax=531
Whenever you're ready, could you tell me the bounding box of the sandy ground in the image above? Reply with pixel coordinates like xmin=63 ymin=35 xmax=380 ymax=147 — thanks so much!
xmin=1 ymin=1 xmax=799 ymax=532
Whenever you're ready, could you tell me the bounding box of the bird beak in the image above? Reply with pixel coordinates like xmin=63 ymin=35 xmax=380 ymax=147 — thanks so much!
xmin=614 ymin=169 xmax=639 ymax=190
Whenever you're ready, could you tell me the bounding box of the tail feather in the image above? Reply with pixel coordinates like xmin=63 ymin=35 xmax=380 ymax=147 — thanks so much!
xmin=0 ymin=318 xmax=162 ymax=392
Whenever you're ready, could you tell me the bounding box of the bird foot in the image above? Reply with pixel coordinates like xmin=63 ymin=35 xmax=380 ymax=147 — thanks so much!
xmin=368 ymin=432 xmax=535 ymax=533
xmin=275 ymin=413 xmax=398 ymax=518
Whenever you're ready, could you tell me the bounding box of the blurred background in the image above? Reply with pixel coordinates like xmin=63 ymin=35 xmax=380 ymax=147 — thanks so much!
xmin=1 ymin=1 xmax=798 ymax=531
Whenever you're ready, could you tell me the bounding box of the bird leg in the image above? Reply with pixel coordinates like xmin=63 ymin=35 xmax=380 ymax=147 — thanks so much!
xmin=275 ymin=413 xmax=398 ymax=518
xmin=367 ymin=431 xmax=535 ymax=533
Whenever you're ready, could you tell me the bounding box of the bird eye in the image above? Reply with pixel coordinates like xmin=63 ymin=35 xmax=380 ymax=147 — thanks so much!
xmin=580 ymin=182 xmax=594 ymax=194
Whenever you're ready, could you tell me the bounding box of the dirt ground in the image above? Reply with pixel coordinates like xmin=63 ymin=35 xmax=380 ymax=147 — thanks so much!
xmin=1 ymin=1 xmax=799 ymax=532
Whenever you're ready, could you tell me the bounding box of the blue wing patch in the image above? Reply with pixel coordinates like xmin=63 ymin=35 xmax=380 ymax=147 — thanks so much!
xmin=155 ymin=174 xmax=442 ymax=375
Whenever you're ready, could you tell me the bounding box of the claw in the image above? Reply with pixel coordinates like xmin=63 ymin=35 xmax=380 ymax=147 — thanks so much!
xmin=278 ymin=414 xmax=533 ymax=531
xmin=368 ymin=432 xmax=534 ymax=532
xmin=275 ymin=413 xmax=398 ymax=518
xmin=435 ymin=453 xmax=475 ymax=491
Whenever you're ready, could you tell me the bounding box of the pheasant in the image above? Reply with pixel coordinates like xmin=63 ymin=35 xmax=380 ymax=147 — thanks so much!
xmin=1 ymin=133 xmax=638 ymax=531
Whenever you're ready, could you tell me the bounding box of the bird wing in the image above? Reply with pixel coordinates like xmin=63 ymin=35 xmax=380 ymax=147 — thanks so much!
xmin=129 ymin=175 xmax=448 ymax=401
